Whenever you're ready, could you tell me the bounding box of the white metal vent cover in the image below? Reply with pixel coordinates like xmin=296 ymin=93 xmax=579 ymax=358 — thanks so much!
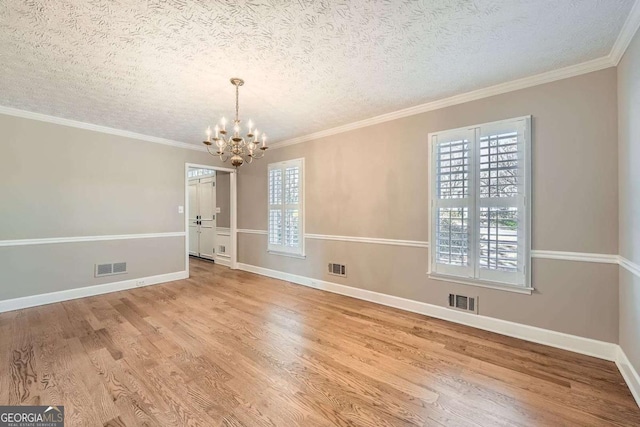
xmin=448 ymin=293 xmax=478 ymax=314
xmin=95 ymin=262 xmax=127 ymax=277
xmin=328 ymin=263 xmax=346 ymax=277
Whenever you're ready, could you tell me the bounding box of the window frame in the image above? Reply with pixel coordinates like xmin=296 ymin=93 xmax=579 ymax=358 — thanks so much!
xmin=428 ymin=116 xmax=532 ymax=292
xmin=267 ymin=158 xmax=305 ymax=258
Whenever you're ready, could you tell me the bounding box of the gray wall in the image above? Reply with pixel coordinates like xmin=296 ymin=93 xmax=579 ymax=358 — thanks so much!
xmin=238 ymin=68 xmax=620 ymax=342
xmin=618 ymin=27 xmax=640 ymax=373
xmin=0 ymin=114 xmax=222 ymax=301
xmin=216 ymin=172 xmax=231 ymax=228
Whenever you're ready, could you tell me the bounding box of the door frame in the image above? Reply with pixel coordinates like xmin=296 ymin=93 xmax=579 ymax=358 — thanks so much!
xmin=185 ymin=163 xmax=238 ymax=275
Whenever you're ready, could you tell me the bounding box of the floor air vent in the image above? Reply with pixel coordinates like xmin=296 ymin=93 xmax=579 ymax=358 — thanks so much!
xmin=448 ymin=293 xmax=478 ymax=314
xmin=95 ymin=262 xmax=127 ymax=277
xmin=328 ymin=263 xmax=347 ymax=277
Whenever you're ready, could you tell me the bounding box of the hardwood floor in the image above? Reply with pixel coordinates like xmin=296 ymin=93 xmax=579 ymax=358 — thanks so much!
xmin=1 ymin=258 xmax=639 ymax=426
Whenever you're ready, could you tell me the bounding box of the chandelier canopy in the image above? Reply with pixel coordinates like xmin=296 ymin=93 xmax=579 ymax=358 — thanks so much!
xmin=203 ymin=78 xmax=267 ymax=167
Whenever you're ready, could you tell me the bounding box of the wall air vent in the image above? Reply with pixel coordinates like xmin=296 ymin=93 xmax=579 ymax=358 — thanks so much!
xmin=95 ymin=262 xmax=127 ymax=277
xmin=448 ymin=293 xmax=478 ymax=314
xmin=328 ymin=263 xmax=347 ymax=277
xmin=219 ymin=245 xmax=226 ymax=254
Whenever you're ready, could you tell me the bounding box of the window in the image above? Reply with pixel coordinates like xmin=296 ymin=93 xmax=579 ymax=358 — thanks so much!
xmin=268 ymin=158 xmax=304 ymax=257
xmin=188 ymin=168 xmax=215 ymax=178
xmin=429 ymin=116 xmax=531 ymax=289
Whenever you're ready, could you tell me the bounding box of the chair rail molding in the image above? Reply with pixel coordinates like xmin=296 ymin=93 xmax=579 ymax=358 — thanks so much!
xmin=237 ymin=229 xmax=621 ymax=265
xmin=619 ymin=256 xmax=640 ymax=279
xmin=0 ymin=232 xmax=186 ymax=247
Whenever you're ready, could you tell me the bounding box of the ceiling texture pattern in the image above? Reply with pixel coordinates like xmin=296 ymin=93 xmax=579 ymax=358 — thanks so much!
xmin=0 ymin=0 xmax=634 ymax=145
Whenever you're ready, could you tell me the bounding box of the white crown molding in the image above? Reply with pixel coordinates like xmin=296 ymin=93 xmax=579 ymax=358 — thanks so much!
xmin=619 ymin=256 xmax=640 ymax=278
xmin=237 ymin=262 xmax=618 ymax=361
xmin=0 ymin=232 xmax=185 ymax=247
xmin=0 ymin=270 xmax=187 ymax=313
xmin=0 ymin=105 xmax=206 ymax=152
xmin=610 ymin=0 xmax=640 ymax=65
xmin=616 ymin=346 xmax=640 ymax=408
xmin=269 ymin=55 xmax=615 ymax=149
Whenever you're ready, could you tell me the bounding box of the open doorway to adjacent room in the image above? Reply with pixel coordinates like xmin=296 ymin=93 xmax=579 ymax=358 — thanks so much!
xmin=185 ymin=163 xmax=237 ymax=275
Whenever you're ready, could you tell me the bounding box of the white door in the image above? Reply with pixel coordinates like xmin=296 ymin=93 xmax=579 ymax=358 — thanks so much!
xmin=198 ymin=176 xmax=216 ymax=259
xmin=188 ymin=181 xmax=199 ymax=256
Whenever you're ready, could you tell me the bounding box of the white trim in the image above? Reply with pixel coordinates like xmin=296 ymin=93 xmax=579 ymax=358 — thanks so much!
xmin=0 ymin=232 xmax=185 ymax=247
xmin=238 ymin=229 xmax=268 ymax=235
xmin=216 ymin=227 xmax=231 ymax=236
xmin=532 ymin=250 xmax=619 ymax=264
xmin=616 ymin=346 xmax=640 ymax=408
xmin=619 ymin=256 xmax=640 ymax=278
xmin=237 ymin=263 xmax=618 ymax=361
xmin=267 ymin=250 xmax=307 ymax=259
xmin=428 ymin=273 xmax=534 ymax=295
xmin=610 ymin=0 xmax=640 ymax=65
xmin=214 ymin=257 xmax=231 ymax=267
xmin=230 ymin=170 xmax=238 ymax=269
xmin=268 ymin=57 xmax=614 ymax=150
xmin=0 ymin=106 xmax=205 ymax=152
xmin=0 ymin=271 xmax=187 ymax=313
xmin=305 ymin=233 xmax=429 ymax=248
xmin=238 ymin=230 xmax=622 ymax=265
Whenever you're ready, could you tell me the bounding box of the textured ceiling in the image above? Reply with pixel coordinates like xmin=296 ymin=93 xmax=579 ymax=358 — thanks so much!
xmin=0 ymin=0 xmax=634 ymax=145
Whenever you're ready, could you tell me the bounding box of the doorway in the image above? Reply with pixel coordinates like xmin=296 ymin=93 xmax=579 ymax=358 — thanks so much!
xmin=188 ymin=168 xmax=216 ymax=259
xmin=184 ymin=163 xmax=237 ymax=275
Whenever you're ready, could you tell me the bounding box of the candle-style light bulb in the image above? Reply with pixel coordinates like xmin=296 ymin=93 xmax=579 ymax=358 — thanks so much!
xmin=234 ymin=123 xmax=240 ymax=136
xmin=206 ymin=126 xmax=212 ymax=142
xmin=254 ymin=129 xmax=259 ymax=142
xmin=220 ymin=117 xmax=227 ymax=131
xmin=248 ymin=120 xmax=253 ymax=133
xmin=214 ymin=125 xmax=219 ymax=138
xmin=261 ymin=133 xmax=267 ymax=147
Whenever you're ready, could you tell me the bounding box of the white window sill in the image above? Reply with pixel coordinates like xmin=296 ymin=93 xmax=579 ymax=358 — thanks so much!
xmin=427 ymin=273 xmax=533 ymax=295
xmin=268 ymin=250 xmax=306 ymax=260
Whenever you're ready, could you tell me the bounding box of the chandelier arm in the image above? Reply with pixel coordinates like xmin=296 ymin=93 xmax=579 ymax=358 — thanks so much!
xmin=251 ymin=150 xmax=265 ymax=160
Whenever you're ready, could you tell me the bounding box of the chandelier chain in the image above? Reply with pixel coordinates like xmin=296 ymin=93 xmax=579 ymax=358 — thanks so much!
xmin=235 ymin=83 xmax=240 ymax=123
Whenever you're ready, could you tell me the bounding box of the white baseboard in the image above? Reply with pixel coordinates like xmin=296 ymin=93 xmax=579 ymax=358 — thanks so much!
xmin=237 ymin=263 xmax=618 ymax=361
xmin=215 ymin=257 xmax=231 ymax=267
xmin=616 ymin=346 xmax=640 ymax=407
xmin=0 ymin=271 xmax=188 ymax=313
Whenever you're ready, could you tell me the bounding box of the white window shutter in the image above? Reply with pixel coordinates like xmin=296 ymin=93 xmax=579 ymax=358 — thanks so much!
xmin=430 ymin=116 xmax=531 ymax=288
xmin=268 ymin=159 xmax=304 ymax=256
xmin=475 ymin=118 xmax=529 ymax=286
xmin=431 ymin=129 xmax=475 ymax=279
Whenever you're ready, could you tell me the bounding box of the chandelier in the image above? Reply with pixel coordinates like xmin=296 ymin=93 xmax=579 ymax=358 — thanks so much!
xmin=203 ymin=78 xmax=268 ymax=167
